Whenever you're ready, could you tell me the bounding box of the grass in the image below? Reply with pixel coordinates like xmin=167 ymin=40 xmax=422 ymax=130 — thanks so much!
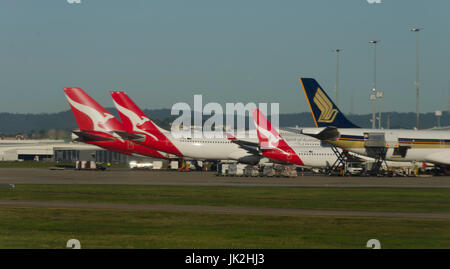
xmin=0 ymin=184 xmax=449 ymax=213
xmin=0 ymin=207 xmax=449 ymax=248
xmin=0 ymin=161 xmax=71 ymax=168
xmin=1 ymin=184 xmax=449 ymax=248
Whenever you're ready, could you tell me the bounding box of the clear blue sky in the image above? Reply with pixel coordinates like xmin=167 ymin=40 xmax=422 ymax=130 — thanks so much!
xmin=0 ymin=0 xmax=449 ymax=114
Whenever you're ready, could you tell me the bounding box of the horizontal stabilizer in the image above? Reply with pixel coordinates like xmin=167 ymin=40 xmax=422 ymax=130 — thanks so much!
xmin=114 ymin=131 xmax=146 ymax=142
xmin=301 ymin=127 xmax=340 ymax=140
xmin=72 ymin=131 xmax=115 ymax=142
xmin=227 ymin=135 xmax=260 ymax=155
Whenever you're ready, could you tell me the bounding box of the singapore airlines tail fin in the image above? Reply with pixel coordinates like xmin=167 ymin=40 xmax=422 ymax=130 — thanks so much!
xmin=63 ymin=87 xmax=123 ymax=132
xmin=299 ymin=78 xmax=359 ymax=128
xmin=251 ymin=109 xmax=304 ymax=165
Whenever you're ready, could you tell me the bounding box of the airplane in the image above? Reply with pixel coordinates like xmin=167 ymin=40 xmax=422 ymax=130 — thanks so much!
xmin=298 ymin=78 xmax=450 ymax=168
xmin=248 ymin=108 xmax=345 ymax=168
xmin=110 ymin=90 xmax=381 ymax=171
xmin=109 ymin=91 xmax=262 ymax=165
xmin=64 ymin=87 xmax=170 ymax=160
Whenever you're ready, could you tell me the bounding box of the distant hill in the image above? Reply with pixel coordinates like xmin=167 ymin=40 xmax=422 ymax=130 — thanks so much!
xmin=0 ymin=109 xmax=449 ymax=135
xmin=0 ymin=108 xmax=172 ymax=135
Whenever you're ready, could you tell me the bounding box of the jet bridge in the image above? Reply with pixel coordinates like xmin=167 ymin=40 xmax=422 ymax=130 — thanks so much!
xmin=363 ymin=132 xmax=388 ymax=175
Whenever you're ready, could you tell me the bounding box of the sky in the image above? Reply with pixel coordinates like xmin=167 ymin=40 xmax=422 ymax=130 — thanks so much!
xmin=0 ymin=0 xmax=449 ymax=115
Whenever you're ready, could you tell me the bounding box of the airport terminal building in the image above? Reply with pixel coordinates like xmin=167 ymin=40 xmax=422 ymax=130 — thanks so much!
xmin=0 ymin=139 xmax=152 ymax=164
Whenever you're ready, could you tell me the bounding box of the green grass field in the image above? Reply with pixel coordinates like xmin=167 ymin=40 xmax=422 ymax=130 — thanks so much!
xmin=0 ymin=207 xmax=449 ymax=248
xmin=0 ymin=184 xmax=449 ymax=248
xmin=1 ymin=184 xmax=449 ymax=213
xmin=0 ymin=161 xmax=71 ymax=169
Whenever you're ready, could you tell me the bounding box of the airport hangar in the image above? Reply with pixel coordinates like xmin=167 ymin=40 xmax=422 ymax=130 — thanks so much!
xmin=0 ymin=139 xmax=155 ymax=164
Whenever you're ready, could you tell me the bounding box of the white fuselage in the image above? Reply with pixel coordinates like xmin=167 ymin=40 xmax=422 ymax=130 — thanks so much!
xmin=280 ymin=130 xmax=339 ymax=168
xmin=301 ymin=127 xmax=450 ymax=165
xmin=162 ymin=130 xmax=258 ymax=162
xmin=160 ymin=129 xmax=341 ymax=167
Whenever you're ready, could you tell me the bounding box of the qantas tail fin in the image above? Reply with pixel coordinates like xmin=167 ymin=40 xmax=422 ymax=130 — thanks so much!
xmin=64 ymin=88 xmax=123 ymax=132
xmin=252 ymin=109 xmax=284 ymax=149
xmin=251 ymin=109 xmax=303 ymax=165
xmin=299 ymin=78 xmax=359 ymax=128
xmin=110 ymin=91 xmax=165 ymax=136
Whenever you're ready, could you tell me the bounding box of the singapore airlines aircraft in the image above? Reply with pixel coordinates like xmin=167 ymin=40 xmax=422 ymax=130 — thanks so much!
xmin=298 ymin=78 xmax=450 ymax=167
xmin=64 ymin=87 xmax=169 ymax=159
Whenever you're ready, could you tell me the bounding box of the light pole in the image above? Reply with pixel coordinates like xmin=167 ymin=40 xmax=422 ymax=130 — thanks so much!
xmin=376 ymin=90 xmax=383 ymax=128
xmin=332 ymin=49 xmax=342 ymax=106
xmin=435 ymin=110 xmax=442 ymax=128
xmin=369 ymin=40 xmax=379 ymax=129
xmin=411 ymin=28 xmax=421 ymax=129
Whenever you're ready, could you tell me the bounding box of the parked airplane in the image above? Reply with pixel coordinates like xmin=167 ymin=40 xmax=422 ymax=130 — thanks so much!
xmin=298 ymin=78 xmax=450 ymax=167
xmin=248 ymin=108 xmax=341 ymax=168
xmin=109 ymin=91 xmax=262 ymax=164
xmin=64 ymin=88 xmax=169 ymax=159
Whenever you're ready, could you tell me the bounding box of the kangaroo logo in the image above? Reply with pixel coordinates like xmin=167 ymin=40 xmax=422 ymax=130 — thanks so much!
xmin=66 ymin=95 xmax=115 ymax=132
xmin=313 ymin=88 xmax=338 ymax=123
xmin=113 ymin=100 xmax=159 ymax=142
xmin=255 ymin=124 xmax=280 ymax=148
xmin=254 ymin=124 xmax=291 ymax=156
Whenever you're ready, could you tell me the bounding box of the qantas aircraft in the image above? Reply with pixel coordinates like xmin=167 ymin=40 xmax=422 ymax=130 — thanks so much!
xmin=298 ymin=78 xmax=450 ymax=166
xmin=110 ymin=90 xmax=388 ymax=170
xmin=248 ymin=108 xmax=340 ymax=167
xmin=109 ymin=91 xmax=262 ymax=164
xmin=64 ymin=87 xmax=170 ymax=160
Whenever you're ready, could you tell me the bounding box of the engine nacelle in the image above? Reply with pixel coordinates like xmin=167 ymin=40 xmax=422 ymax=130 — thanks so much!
xmin=238 ymin=155 xmax=261 ymax=165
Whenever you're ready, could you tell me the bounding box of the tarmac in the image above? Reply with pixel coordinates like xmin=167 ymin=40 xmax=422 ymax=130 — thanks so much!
xmin=0 ymin=168 xmax=449 ymax=188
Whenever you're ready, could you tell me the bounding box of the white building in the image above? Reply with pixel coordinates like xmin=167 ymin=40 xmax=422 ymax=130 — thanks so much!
xmin=0 ymin=139 xmax=155 ymax=164
xmin=0 ymin=139 xmax=99 ymax=161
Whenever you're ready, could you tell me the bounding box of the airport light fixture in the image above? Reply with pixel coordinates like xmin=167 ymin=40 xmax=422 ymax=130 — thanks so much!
xmin=435 ymin=110 xmax=442 ymax=128
xmin=332 ymin=49 xmax=342 ymax=106
xmin=411 ymin=28 xmax=421 ymax=129
xmin=376 ymin=90 xmax=383 ymax=129
xmin=370 ymin=89 xmax=376 ymax=128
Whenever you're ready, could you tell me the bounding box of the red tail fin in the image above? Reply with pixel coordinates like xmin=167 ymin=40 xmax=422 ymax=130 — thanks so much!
xmin=109 ymin=91 xmax=183 ymax=156
xmin=110 ymin=91 xmax=164 ymax=135
xmin=252 ymin=109 xmax=304 ymax=165
xmin=252 ymin=109 xmax=285 ymax=149
xmin=64 ymin=88 xmax=123 ymax=132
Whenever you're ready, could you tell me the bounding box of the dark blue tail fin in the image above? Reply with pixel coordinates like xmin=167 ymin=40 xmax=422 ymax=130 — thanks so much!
xmin=299 ymin=78 xmax=359 ymax=128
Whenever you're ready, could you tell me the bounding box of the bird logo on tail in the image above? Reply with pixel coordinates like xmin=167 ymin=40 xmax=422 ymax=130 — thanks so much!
xmin=313 ymin=88 xmax=339 ymax=123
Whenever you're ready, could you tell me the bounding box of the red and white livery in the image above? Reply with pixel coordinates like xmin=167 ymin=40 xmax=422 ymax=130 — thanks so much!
xmin=64 ymin=87 xmax=168 ymax=159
